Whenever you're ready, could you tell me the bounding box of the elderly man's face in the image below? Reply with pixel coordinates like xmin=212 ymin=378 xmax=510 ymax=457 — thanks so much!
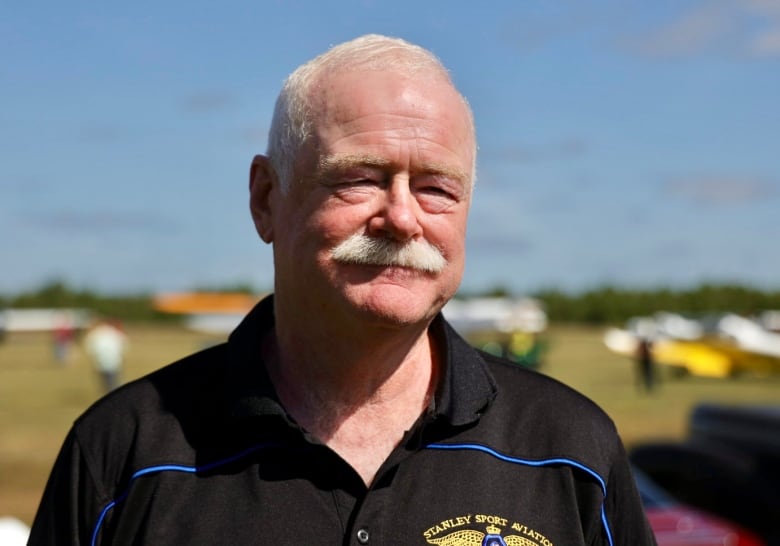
xmin=270 ymin=68 xmax=475 ymax=329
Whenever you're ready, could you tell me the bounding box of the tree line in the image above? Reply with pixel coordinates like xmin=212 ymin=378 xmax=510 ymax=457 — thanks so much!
xmin=0 ymin=281 xmax=177 ymax=323
xmin=2 ymin=281 xmax=779 ymax=326
xmin=533 ymin=284 xmax=780 ymax=325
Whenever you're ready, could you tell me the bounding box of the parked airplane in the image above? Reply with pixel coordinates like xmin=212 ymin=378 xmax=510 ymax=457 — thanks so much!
xmin=152 ymin=293 xmax=549 ymax=367
xmin=151 ymin=292 xmax=262 ymax=334
xmin=604 ymin=312 xmax=780 ymax=378
xmin=0 ymin=308 xmax=92 ymax=334
xmin=442 ymin=297 xmax=548 ymax=368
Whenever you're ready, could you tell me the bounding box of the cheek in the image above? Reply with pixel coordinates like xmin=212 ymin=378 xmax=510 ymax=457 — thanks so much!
xmin=431 ymin=214 xmax=468 ymax=256
xmin=272 ymin=210 xmax=332 ymax=270
xmin=309 ymin=203 xmax=373 ymax=243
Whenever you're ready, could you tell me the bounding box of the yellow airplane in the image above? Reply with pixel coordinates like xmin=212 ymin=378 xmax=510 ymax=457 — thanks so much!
xmin=604 ymin=313 xmax=780 ymax=379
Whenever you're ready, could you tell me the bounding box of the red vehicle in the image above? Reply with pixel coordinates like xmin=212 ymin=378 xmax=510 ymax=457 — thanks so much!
xmin=635 ymin=468 xmax=765 ymax=546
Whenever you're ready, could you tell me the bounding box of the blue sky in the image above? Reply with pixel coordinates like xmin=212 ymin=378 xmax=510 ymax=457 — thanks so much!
xmin=2 ymin=0 xmax=779 ymax=296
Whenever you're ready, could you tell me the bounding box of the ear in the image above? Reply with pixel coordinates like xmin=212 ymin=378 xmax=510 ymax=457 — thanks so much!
xmin=249 ymin=154 xmax=276 ymax=243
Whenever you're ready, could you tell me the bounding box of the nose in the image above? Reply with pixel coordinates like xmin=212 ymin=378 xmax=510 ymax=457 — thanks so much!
xmin=367 ymin=179 xmax=422 ymax=242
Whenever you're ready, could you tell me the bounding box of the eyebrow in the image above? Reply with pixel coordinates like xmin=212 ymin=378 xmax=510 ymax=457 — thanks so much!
xmin=318 ymin=153 xmax=471 ymax=186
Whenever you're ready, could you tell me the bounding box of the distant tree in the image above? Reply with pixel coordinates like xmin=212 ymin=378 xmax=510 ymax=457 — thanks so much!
xmin=5 ymin=280 xmax=780 ymax=326
xmin=533 ymin=284 xmax=780 ymax=325
xmin=484 ymin=285 xmax=511 ymax=298
xmin=190 ymin=282 xmax=259 ymax=294
xmin=7 ymin=280 xmax=175 ymax=323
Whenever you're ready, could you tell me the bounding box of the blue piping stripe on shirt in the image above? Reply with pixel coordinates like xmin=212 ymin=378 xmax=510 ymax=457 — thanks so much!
xmin=91 ymin=441 xmax=615 ymax=546
xmin=90 ymin=442 xmax=278 ymax=546
xmin=424 ymin=442 xmax=615 ymax=546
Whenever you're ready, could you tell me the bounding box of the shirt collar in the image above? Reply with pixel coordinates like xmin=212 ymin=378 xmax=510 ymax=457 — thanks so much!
xmin=222 ymin=295 xmax=497 ymax=427
xmin=223 ymin=296 xmax=285 ymax=420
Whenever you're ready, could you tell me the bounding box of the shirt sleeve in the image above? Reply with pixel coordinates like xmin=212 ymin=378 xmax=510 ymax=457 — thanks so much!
xmin=601 ymin=438 xmax=658 ymax=546
xmin=28 ymin=428 xmax=107 ymax=546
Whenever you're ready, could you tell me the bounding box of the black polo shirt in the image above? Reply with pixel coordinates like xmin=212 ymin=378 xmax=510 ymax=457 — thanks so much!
xmin=30 ymin=296 xmax=656 ymax=545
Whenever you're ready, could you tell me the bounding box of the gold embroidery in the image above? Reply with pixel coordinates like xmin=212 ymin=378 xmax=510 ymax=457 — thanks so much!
xmin=423 ymin=515 xmax=553 ymax=546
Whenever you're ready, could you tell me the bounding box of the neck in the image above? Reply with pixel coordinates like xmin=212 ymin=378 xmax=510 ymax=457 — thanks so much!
xmin=264 ymin=307 xmax=440 ymax=485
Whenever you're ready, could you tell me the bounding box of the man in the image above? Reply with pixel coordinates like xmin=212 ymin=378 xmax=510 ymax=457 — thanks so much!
xmin=83 ymin=319 xmax=128 ymax=393
xmin=30 ymin=35 xmax=656 ymax=545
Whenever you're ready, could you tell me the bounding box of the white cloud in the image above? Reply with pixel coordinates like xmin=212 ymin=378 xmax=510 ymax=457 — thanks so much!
xmin=749 ymin=27 xmax=780 ymax=54
xmin=486 ymin=139 xmax=589 ymax=165
xmin=628 ymin=0 xmax=780 ymax=58
xmin=665 ymin=174 xmax=776 ymax=205
xmin=180 ymin=92 xmax=237 ymax=114
xmin=637 ymin=3 xmax=733 ymax=57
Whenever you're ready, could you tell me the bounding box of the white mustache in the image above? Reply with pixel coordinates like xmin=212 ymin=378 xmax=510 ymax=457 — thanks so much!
xmin=331 ymin=233 xmax=447 ymax=273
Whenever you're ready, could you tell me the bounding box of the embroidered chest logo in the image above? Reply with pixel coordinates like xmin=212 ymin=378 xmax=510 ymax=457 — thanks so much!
xmin=423 ymin=514 xmax=553 ymax=546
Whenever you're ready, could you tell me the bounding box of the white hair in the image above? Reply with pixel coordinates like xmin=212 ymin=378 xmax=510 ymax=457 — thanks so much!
xmin=266 ymin=34 xmax=476 ymax=192
xmin=331 ymin=232 xmax=447 ymax=273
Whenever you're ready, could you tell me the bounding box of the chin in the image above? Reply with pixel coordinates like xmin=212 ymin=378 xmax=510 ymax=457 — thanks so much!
xmin=327 ymin=261 xmax=461 ymax=327
xmin=345 ymin=285 xmax=448 ymax=329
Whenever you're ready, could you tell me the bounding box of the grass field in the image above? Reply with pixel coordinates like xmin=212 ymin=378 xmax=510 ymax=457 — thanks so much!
xmin=1 ymin=323 xmax=778 ymax=526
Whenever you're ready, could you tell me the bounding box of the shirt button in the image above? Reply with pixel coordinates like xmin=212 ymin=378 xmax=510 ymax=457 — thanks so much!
xmin=356 ymin=528 xmax=370 ymax=544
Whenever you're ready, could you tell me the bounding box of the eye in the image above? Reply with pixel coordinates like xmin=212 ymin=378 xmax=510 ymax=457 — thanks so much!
xmin=420 ymin=185 xmax=454 ymax=198
xmin=332 ymin=167 xmax=386 ymax=190
xmin=346 ymin=178 xmax=380 ymax=187
xmin=412 ymin=174 xmax=464 ymax=212
xmin=327 ymin=175 xmax=384 ymax=204
xmin=416 ymin=187 xmax=461 ymax=213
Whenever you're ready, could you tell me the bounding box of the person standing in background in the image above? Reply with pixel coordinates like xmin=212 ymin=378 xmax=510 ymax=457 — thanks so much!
xmin=636 ymin=337 xmax=656 ymax=393
xmin=84 ymin=319 xmax=127 ymax=393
